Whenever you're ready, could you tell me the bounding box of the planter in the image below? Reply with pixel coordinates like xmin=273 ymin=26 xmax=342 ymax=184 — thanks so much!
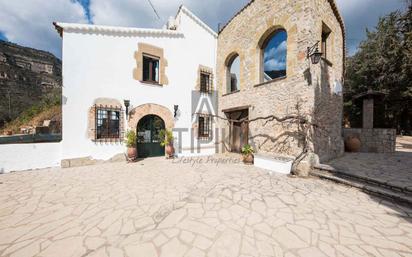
xmin=243 ymin=154 xmax=254 ymax=164
xmin=127 ymin=147 xmax=137 ymax=161
xmin=345 ymin=136 xmax=361 ymax=152
xmin=165 ymin=144 xmax=175 ymax=158
xmin=5 ymin=130 xmax=13 ymax=136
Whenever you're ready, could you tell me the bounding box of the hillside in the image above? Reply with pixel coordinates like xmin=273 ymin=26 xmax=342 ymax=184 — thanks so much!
xmin=0 ymin=40 xmax=62 ymax=131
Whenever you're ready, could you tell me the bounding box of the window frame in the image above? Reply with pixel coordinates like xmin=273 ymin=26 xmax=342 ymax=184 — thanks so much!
xmin=142 ymin=54 xmax=160 ymax=84
xmin=260 ymin=29 xmax=287 ymax=83
xmin=198 ymin=114 xmax=212 ymax=140
xmin=200 ymin=71 xmax=212 ymax=94
xmin=226 ymin=54 xmax=241 ymax=94
xmin=95 ymin=106 xmax=121 ymax=140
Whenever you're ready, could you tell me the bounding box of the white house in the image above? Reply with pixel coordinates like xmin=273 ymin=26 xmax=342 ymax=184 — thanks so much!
xmin=55 ymin=6 xmax=218 ymax=166
xmin=0 ymin=6 xmax=219 ymax=172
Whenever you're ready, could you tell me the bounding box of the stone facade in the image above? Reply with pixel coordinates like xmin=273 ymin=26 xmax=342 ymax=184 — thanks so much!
xmin=216 ymin=0 xmax=345 ymax=165
xmin=343 ymin=128 xmax=396 ymax=153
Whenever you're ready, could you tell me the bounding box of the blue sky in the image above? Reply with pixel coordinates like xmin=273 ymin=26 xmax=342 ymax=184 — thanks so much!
xmin=0 ymin=0 xmax=408 ymax=58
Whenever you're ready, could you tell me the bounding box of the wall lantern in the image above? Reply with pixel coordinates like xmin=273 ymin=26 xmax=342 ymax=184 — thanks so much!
xmin=174 ymin=105 xmax=179 ymax=118
xmin=124 ymin=100 xmax=130 ymax=117
xmin=307 ymin=41 xmax=322 ymax=64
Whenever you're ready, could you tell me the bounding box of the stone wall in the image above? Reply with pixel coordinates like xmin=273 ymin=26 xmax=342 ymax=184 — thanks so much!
xmin=216 ymin=0 xmax=345 ymax=165
xmin=344 ymin=128 xmax=396 ymax=153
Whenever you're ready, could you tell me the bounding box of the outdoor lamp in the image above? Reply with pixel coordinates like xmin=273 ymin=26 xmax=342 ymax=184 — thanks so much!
xmin=307 ymin=41 xmax=322 ymax=64
xmin=174 ymin=105 xmax=179 ymax=118
xmin=124 ymin=100 xmax=130 ymax=116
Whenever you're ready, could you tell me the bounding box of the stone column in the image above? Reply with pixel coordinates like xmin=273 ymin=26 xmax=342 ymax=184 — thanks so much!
xmin=362 ymin=98 xmax=374 ymax=129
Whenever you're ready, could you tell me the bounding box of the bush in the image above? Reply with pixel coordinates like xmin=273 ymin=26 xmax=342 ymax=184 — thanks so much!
xmin=125 ymin=130 xmax=136 ymax=148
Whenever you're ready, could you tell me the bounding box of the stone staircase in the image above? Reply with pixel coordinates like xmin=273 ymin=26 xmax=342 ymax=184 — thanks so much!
xmin=311 ymin=164 xmax=412 ymax=206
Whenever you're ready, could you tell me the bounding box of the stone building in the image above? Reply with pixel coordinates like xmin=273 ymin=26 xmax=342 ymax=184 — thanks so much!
xmin=216 ymin=0 xmax=345 ymax=168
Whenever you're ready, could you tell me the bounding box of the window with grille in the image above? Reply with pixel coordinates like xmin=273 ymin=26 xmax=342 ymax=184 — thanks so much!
xmin=198 ymin=115 xmax=211 ymax=139
xmin=143 ymin=54 xmax=160 ymax=83
xmin=200 ymin=72 xmax=211 ymax=93
xmin=96 ymin=108 xmax=120 ymax=139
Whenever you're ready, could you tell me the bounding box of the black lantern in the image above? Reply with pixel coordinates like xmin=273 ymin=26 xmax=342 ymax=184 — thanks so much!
xmin=174 ymin=105 xmax=179 ymax=118
xmin=124 ymin=100 xmax=130 ymax=116
xmin=307 ymin=41 xmax=322 ymax=64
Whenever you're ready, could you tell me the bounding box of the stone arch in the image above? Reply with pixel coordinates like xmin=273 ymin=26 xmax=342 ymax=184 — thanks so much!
xmin=257 ymin=25 xmax=287 ymax=49
xmin=257 ymin=25 xmax=288 ymax=83
xmin=128 ymin=103 xmax=174 ymax=130
xmin=254 ymin=16 xmax=297 ymax=83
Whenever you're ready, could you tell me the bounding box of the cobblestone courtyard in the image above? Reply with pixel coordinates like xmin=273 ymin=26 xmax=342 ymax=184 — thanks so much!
xmin=0 ymin=157 xmax=411 ymax=257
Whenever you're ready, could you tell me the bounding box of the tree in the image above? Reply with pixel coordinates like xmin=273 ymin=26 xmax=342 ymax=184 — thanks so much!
xmin=344 ymin=4 xmax=412 ymax=133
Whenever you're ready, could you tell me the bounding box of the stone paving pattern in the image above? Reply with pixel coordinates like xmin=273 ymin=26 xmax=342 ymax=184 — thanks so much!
xmin=326 ymin=137 xmax=412 ymax=191
xmin=0 ymin=157 xmax=412 ymax=257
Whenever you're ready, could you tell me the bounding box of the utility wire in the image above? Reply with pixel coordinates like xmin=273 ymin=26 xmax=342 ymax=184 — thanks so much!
xmin=146 ymin=0 xmax=161 ymax=20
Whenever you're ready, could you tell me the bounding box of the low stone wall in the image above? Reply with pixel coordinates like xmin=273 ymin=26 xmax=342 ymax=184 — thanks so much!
xmin=343 ymin=128 xmax=396 ymax=153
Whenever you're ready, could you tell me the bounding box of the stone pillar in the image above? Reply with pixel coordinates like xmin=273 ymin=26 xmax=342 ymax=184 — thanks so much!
xmin=362 ymin=98 xmax=374 ymax=129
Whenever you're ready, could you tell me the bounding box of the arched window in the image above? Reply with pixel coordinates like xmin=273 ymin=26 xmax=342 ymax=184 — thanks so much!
xmin=227 ymin=54 xmax=240 ymax=93
xmin=262 ymin=30 xmax=287 ymax=82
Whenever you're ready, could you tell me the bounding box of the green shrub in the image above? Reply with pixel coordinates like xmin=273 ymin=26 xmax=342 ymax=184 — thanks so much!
xmin=241 ymin=144 xmax=254 ymax=156
xmin=159 ymin=129 xmax=174 ymax=146
xmin=125 ymin=130 xmax=137 ymax=148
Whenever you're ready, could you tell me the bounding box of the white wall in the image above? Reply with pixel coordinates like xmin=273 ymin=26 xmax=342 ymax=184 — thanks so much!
xmin=0 ymin=143 xmax=61 ymax=173
xmin=61 ymin=9 xmax=217 ymax=161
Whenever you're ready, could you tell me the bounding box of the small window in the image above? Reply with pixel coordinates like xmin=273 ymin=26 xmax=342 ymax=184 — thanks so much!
xmin=143 ymin=54 xmax=159 ymax=83
xmin=322 ymin=23 xmax=332 ymax=61
xmin=198 ymin=115 xmax=211 ymax=139
xmin=227 ymin=55 xmax=240 ymax=93
xmin=96 ymin=108 xmax=120 ymax=139
xmin=200 ymin=72 xmax=211 ymax=93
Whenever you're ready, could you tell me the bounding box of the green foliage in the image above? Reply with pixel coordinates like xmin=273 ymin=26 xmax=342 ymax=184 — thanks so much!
xmin=2 ymin=92 xmax=62 ymax=134
xmin=241 ymin=144 xmax=254 ymax=156
xmin=125 ymin=130 xmax=137 ymax=148
xmin=345 ymin=4 xmax=412 ymax=133
xmin=158 ymin=129 xmax=174 ymax=147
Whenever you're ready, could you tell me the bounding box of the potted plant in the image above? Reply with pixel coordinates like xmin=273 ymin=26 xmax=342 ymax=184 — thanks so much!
xmin=159 ymin=129 xmax=174 ymax=158
xmin=125 ymin=130 xmax=137 ymax=161
xmin=241 ymin=144 xmax=254 ymax=164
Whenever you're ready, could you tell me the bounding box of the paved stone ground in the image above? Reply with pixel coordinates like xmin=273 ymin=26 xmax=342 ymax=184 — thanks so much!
xmin=326 ymin=137 xmax=412 ymax=191
xmin=0 ymin=156 xmax=412 ymax=257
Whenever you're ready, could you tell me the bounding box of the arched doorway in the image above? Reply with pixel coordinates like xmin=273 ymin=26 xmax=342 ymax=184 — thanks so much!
xmin=137 ymin=115 xmax=165 ymax=158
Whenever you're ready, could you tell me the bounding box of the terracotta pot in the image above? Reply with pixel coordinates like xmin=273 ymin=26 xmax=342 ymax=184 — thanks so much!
xmin=127 ymin=147 xmax=137 ymax=161
xmin=165 ymin=144 xmax=175 ymax=158
xmin=5 ymin=130 xmax=13 ymax=136
xmin=345 ymin=136 xmax=361 ymax=152
xmin=243 ymin=154 xmax=254 ymax=164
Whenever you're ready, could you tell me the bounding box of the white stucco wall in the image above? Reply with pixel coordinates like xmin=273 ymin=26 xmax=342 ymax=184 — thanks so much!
xmin=0 ymin=143 xmax=61 ymax=173
xmin=61 ymin=8 xmax=217 ymax=161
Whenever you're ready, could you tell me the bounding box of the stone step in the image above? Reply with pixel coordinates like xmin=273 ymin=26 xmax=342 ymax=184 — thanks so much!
xmin=314 ymin=164 xmax=412 ymax=195
xmin=311 ymin=169 xmax=412 ymax=207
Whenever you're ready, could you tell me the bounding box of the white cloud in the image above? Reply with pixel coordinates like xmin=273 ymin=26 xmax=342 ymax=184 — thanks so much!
xmin=264 ymin=59 xmax=286 ymax=71
xmin=264 ymin=40 xmax=287 ymax=62
xmin=0 ymin=0 xmax=88 ymax=57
